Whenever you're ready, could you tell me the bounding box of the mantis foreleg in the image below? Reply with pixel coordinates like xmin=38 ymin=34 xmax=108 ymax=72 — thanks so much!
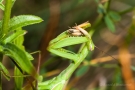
xmin=38 ymin=22 xmax=92 ymax=90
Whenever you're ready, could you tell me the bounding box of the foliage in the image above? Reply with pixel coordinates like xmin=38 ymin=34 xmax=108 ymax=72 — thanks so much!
xmin=0 ymin=0 xmax=135 ymax=90
xmin=0 ymin=0 xmax=43 ymax=89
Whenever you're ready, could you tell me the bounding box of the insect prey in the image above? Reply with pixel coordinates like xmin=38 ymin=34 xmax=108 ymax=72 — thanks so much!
xmin=67 ymin=22 xmax=117 ymax=61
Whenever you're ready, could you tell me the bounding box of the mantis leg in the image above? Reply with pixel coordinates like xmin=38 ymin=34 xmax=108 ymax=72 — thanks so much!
xmin=38 ymin=22 xmax=92 ymax=90
xmin=47 ymin=31 xmax=88 ymax=62
xmin=38 ymin=45 xmax=89 ymax=90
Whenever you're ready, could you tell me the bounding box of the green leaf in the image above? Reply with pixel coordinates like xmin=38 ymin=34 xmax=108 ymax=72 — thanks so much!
xmin=3 ymin=30 xmax=26 ymax=44
xmin=0 ymin=62 xmax=10 ymax=80
xmin=0 ymin=15 xmax=43 ymax=33
xmin=104 ymin=15 xmax=115 ymax=32
xmin=3 ymin=43 xmax=38 ymax=79
xmin=0 ymin=2 xmax=4 ymax=10
xmin=0 ymin=0 xmax=4 ymax=10
xmin=13 ymin=28 xmax=34 ymax=60
xmin=108 ymin=11 xmax=121 ymax=21
xmin=9 ymin=15 xmax=43 ymax=31
xmin=0 ymin=45 xmax=3 ymax=52
xmin=97 ymin=4 xmax=106 ymax=14
xmin=12 ymin=0 xmax=16 ymax=7
xmin=14 ymin=67 xmax=23 ymax=90
xmin=0 ymin=20 xmax=2 ymax=32
xmin=13 ymin=29 xmax=25 ymax=50
xmin=75 ymin=65 xmax=89 ymax=77
xmin=0 ymin=0 xmax=3 ymax=2
xmin=0 ymin=0 xmax=15 ymax=10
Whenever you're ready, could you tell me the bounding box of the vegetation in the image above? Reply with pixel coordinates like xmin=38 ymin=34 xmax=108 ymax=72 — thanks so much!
xmin=0 ymin=0 xmax=135 ymax=90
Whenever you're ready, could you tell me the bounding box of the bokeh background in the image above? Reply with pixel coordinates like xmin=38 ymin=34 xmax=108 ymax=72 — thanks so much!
xmin=1 ymin=0 xmax=135 ymax=90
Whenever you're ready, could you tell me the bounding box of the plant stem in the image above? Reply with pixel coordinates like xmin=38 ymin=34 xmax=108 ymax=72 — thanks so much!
xmin=0 ymin=0 xmax=12 ymax=89
xmin=0 ymin=54 xmax=3 ymax=90
xmin=2 ymin=0 xmax=12 ymax=36
xmin=0 ymin=75 xmax=1 ymax=90
xmin=119 ymin=7 xmax=135 ymax=15
xmin=106 ymin=0 xmax=111 ymax=12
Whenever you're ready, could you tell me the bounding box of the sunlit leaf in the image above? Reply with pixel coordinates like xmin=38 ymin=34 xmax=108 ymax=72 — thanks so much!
xmin=0 ymin=15 xmax=43 ymax=33
xmin=0 ymin=3 xmax=4 ymax=10
xmin=0 ymin=62 xmax=10 ymax=80
xmin=3 ymin=30 xmax=26 ymax=44
xmin=14 ymin=67 xmax=23 ymax=89
xmin=104 ymin=15 xmax=115 ymax=32
xmin=13 ymin=28 xmax=34 ymax=60
xmin=9 ymin=15 xmax=43 ymax=31
xmin=75 ymin=65 xmax=89 ymax=77
xmin=13 ymin=30 xmax=25 ymax=50
xmin=3 ymin=43 xmax=38 ymax=79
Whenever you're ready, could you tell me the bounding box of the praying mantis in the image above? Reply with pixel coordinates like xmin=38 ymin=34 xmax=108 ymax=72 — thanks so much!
xmin=0 ymin=21 xmax=115 ymax=90
xmin=47 ymin=21 xmax=95 ymax=63
xmin=38 ymin=22 xmax=96 ymax=89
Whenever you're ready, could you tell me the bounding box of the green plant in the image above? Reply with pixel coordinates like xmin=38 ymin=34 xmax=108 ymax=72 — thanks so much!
xmin=37 ymin=22 xmax=94 ymax=90
xmin=1 ymin=0 xmax=133 ymax=90
xmin=0 ymin=3 xmax=96 ymax=89
xmin=0 ymin=0 xmax=94 ymax=89
xmin=0 ymin=0 xmax=43 ymax=89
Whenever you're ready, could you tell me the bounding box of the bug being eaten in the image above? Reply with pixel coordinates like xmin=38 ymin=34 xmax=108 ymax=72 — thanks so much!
xmin=67 ymin=22 xmax=117 ymax=60
xmin=67 ymin=21 xmax=90 ymax=37
xmin=67 ymin=29 xmax=83 ymax=36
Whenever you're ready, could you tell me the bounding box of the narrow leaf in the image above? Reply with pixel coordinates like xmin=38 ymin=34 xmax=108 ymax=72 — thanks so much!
xmin=9 ymin=15 xmax=43 ymax=31
xmin=0 ymin=2 xmax=4 ymax=10
xmin=3 ymin=43 xmax=38 ymax=79
xmin=0 ymin=62 xmax=10 ymax=80
xmin=104 ymin=15 xmax=115 ymax=32
xmin=13 ymin=28 xmax=24 ymax=49
xmin=0 ymin=0 xmax=4 ymax=10
xmin=14 ymin=67 xmax=23 ymax=90
xmin=13 ymin=28 xmax=34 ymax=60
xmin=3 ymin=30 xmax=26 ymax=44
